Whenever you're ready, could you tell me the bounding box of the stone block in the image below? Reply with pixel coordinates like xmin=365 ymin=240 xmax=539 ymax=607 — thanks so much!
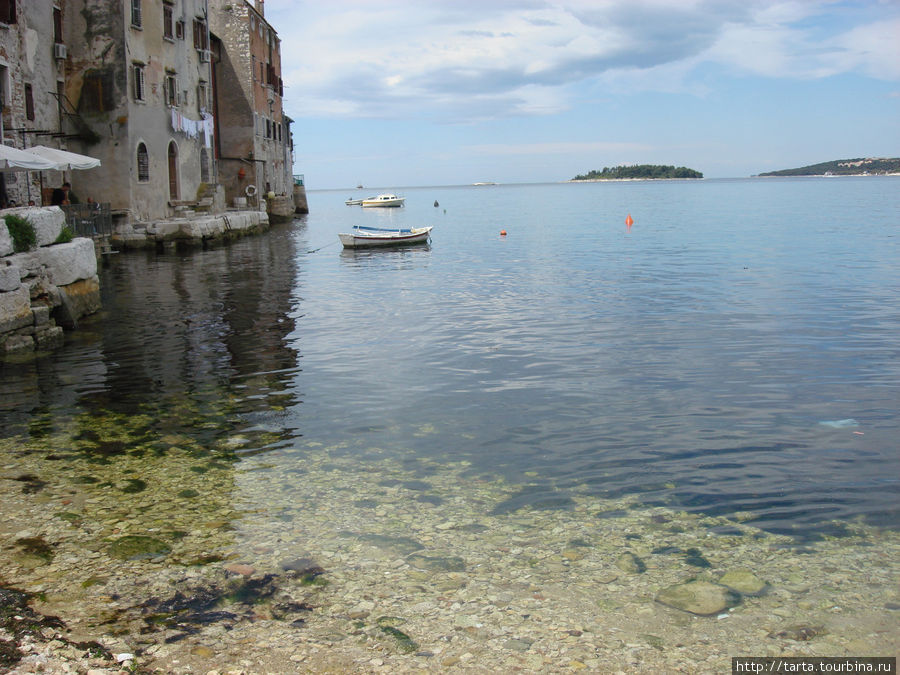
xmin=1 ymin=333 xmax=34 ymax=355
xmin=54 ymin=275 xmax=101 ymax=329
xmin=0 ymin=285 xmax=33 ymax=333
xmin=32 ymin=304 xmax=51 ymax=327
xmin=0 ymin=264 xmax=21 ymax=292
xmin=37 ymin=237 xmax=98 ymax=286
xmin=0 ymin=216 xmax=12 ymax=256
xmin=3 ymin=206 xmax=65 ymax=247
xmin=34 ymin=325 xmax=64 ymax=350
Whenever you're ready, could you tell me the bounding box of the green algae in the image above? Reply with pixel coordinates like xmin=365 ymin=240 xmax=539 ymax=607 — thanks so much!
xmin=108 ymin=535 xmax=171 ymax=561
xmin=378 ymin=625 xmax=418 ymax=653
xmin=120 ymin=478 xmax=147 ymax=493
xmin=15 ymin=537 xmax=55 ymax=562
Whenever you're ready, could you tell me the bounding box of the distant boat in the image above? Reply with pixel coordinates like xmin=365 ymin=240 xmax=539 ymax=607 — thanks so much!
xmin=361 ymin=193 xmax=405 ymax=207
xmin=356 ymin=184 xmax=364 ymax=189
xmin=338 ymin=225 xmax=432 ymax=248
xmin=472 ymin=182 xmax=497 ymax=186
xmin=345 ymin=198 xmax=364 ymax=205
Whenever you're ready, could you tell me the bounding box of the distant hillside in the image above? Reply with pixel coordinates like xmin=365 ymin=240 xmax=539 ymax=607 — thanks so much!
xmin=759 ymin=158 xmax=900 ymax=176
xmin=571 ymin=164 xmax=703 ymax=180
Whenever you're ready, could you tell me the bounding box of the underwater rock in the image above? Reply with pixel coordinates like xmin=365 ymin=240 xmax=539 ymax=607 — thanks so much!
xmin=615 ymin=552 xmax=646 ymax=574
xmin=224 ymin=563 xmax=255 ymax=576
xmin=108 ymin=535 xmax=171 ymax=561
xmin=719 ymin=569 xmax=768 ymax=596
xmin=768 ymin=624 xmax=825 ymax=641
xmin=656 ymin=580 xmax=741 ymax=616
xmin=406 ymin=553 xmax=466 ymax=572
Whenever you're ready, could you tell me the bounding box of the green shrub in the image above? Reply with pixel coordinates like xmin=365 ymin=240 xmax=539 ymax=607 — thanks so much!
xmin=4 ymin=214 xmax=37 ymax=252
xmin=55 ymin=226 xmax=74 ymax=244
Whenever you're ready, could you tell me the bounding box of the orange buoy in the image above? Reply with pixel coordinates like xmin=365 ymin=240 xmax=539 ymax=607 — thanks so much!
xmin=625 ymin=214 xmax=634 ymax=227
xmin=500 ymin=229 xmax=507 ymax=236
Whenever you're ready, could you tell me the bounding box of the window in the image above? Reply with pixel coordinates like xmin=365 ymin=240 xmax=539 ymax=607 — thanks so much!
xmin=137 ymin=143 xmax=149 ymax=182
xmin=0 ymin=66 xmax=8 ymax=110
xmin=165 ymin=72 xmax=177 ymax=106
xmin=56 ymin=80 xmax=64 ymax=125
xmin=132 ymin=63 xmax=145 ymax=101
xmin=80 ymin=69 xmax=114 ymax=112
xmin=197 ymin=80 xmax=208 ymax=112
xmin=24 ymin=83 xmax=34 ymax=121
xmin=192 ymin=18 xmax=208 ymax=50
xmin=131 ymin=0 xmax=141 ymax=28
xmin=0 ymin=0 xmax=16 ymax=25
xmin=163 ymin=3 xmax=173 ymax=39
xmin=200 ymin=149 xmax=209 ymax=182
xmin=175 ymin=20 xmax=184 ymax=39
xmin=53 ymin=7 xmax=62 ymax=43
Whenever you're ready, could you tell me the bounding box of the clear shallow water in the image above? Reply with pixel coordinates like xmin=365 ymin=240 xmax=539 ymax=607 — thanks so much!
xmin=2 ymin=178 xmax=899 ymax=538
xmin=2 ymin=178 xmax=899 ymax=670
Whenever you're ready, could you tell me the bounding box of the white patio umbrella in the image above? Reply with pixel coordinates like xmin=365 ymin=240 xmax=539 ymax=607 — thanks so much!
xmin=25 ymin=145 xmax=101 ymax=170
xmin=0 ymin=145 xmax=57 ymax=204
xmin=0 ymin=144 xmax=58 ymax=171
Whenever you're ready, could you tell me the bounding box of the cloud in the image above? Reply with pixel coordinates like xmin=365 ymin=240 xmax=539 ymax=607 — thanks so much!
xmin=271 ymin=1 xmax=900 ymax=122
xmin=465 ymin=141 xmax=654 ymax=156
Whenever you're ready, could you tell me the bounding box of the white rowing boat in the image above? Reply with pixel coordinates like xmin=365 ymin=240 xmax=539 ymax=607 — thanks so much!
xmin=338 ymin=225 xmax=432 ymax=248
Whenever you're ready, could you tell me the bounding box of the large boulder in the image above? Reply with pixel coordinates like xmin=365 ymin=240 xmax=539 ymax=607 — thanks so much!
xmin=37 ymin=237 xmax=97 ymax=286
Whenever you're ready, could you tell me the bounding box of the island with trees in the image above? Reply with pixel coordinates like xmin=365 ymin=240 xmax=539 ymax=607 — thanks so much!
xmin=571 ymin=165 xmax=703 ymax=181
xmin=758 ymin=157 xmax=900 ymax=176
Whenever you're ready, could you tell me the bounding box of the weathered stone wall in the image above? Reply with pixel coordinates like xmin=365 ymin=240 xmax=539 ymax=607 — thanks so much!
xmin=112 ymin=209 xmax=270 ymax=250
xmin=0 ymin=207 xmax=101 ymax=358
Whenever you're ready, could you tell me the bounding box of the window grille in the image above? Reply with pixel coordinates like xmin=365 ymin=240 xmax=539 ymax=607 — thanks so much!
xmin=133 ymin=64 xmax=145 ymax=101
xmin=137 ymin=143 xmax=149 ymax=182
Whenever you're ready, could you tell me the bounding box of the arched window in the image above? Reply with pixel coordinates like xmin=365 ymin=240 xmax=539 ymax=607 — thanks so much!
xmin=136 ymin=142 xmax=149 ymax=182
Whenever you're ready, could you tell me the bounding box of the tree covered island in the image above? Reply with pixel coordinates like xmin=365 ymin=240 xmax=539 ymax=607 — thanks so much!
xmin=571 ymin=165 xmax=703 ymax=180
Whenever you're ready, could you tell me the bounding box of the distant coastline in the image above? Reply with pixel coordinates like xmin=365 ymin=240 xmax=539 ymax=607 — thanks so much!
xmin=758 ymin=157 xmax=900 ymax=177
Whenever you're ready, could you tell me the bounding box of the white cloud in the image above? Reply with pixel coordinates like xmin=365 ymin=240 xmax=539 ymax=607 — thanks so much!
xmin=465 ymin=141 xmax=654 ymax=156
xmin=271 ymin=1 xmax=900 ymax=122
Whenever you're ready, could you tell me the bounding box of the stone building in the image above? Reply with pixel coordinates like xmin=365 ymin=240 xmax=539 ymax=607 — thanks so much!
xmin=208 ymin=0 xmax=293 ymax=208
xmin=0 ymin=0 xmax=70 ymax=207
xmin=3 ymin=0 xmax=300 ymax=228
xmin=60 ymin=0 xmax=217 ymax=223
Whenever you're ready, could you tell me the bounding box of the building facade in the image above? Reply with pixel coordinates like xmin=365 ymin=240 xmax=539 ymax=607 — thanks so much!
xmin=2 ymin=0 xmax=295 ymax=223
xmin=0 ymin=0 xmax=69 ymax=206
xmin=208 ymin=0 xmax=292 ymax=207
xmin=62 ymin=0 xmax=215 ymax=222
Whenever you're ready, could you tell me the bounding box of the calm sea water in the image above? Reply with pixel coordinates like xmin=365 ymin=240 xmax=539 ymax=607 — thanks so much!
xmin=2 ymin=177 xmax=898 ymax=537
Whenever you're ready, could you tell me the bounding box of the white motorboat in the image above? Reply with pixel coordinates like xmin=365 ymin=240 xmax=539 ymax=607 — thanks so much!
xmin=361 ymin=193 xmax=405 ymax=207
xmin=338 ymin=225 xmax=432 ymax=248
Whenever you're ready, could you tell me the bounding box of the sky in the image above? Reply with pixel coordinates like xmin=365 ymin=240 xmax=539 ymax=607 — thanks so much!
xmin=262 ymin=0 xmax=900 ymax=189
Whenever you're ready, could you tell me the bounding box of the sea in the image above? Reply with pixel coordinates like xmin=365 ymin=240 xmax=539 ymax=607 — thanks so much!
xmin=1 ymin=176 xmax=898 ymax=670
